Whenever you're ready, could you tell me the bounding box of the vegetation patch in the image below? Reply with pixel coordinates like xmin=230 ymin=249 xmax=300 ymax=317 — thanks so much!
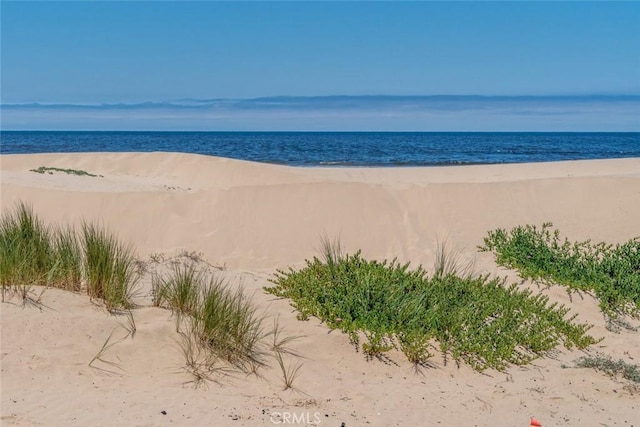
xmin=480 ymin=223 xmax=640 ymax=318
xmin=82 ymin=222 xmax=139 ymax=311
xmin=574 ymin=354 xmax=640 ymax=384
xmin=152 ymin=262 xmax=202 ymax=316
xmin=265 ymin=240 xmax=597 ymax=371
xmin=153 ymin=261 xmax=302 ymax=387
xmin=194 ymin=279 xmax=269 ymax=373
xmin=2 ymin=202 xmax=301 ymax=387
xmin=0 ymin=201 xmax=137 ymax=310
xmin=1 ymin=202 xmax=79 ymax=295
xmin=30 ymin=166 xmax=103 ymax=177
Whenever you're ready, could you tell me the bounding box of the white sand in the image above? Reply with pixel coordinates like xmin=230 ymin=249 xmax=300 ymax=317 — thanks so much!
xmin=1 ymin=152 xmax=639 ymax=426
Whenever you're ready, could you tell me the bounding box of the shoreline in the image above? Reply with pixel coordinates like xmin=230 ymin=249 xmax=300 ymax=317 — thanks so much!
xmin=3 ymin=131 xmax=639 ymax=168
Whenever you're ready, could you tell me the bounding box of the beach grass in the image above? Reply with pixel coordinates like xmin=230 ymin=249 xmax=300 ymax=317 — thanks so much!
xmin=51 ymin=226 xmax=84 ymax=291
xmin=480 ymin=223 xmax=640 ymax=318
xmin=274 ymin=349 xmax=304 ymax=391
xmin=152 ymin=261 xmax=202 ymax=315
xmin=2 ymin=201 xmax=301 ymax=385
xmin=194 ymin=279 xmax=269 ymax=373
xmin=0 ymin=202 xmax=84 ymax=296
xmin=265 ymin=240 xmax=598 ymax=371
xmin=0 ymin=201 xmax=53 ymax=294
xmin=0 ymin=201 xmax=137 ymax=310
xmin=153 ymin=261 xmax=293 ymax=380
xmin=82 ymin=222 xmax=139 ymax=311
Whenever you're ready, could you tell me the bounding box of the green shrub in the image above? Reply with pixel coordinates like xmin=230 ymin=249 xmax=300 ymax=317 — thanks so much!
xmin=480 ymin=223 xmax=640 ymax=317
xmin=265 ymin=244 xmax=597 ymax=371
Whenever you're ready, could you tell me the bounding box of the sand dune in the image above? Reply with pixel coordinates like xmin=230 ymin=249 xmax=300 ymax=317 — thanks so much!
xmin=1 ymin=152 xmax=639 ymax=426
xmin=2 ymin=153 xmax=638 ymax=270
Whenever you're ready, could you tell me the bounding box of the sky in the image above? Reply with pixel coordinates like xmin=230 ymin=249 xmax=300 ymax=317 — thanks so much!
xmin=1 ymin=1 xmax=639 ymax=131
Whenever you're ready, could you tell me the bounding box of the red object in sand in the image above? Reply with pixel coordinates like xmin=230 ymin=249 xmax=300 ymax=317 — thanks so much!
xmin=530 ymin=417 xmax=542 ymax=427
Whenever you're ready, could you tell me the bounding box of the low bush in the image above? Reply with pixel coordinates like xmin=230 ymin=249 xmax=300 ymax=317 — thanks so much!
xmin=480 ymin=223 xmax=640 ymax=317
xmin=265 ymin=241 xmax=598 ymax=371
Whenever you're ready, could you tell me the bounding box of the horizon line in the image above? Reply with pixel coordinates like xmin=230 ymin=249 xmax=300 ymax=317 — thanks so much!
xmin=3 ymin=93 xmax=640 ymax=108
xmin=4 ymin=130 xmax=638 ymax=134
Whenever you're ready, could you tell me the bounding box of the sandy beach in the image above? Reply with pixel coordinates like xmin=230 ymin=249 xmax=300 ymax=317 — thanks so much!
xmin=1 ymin=152 xmax=639 ymax=426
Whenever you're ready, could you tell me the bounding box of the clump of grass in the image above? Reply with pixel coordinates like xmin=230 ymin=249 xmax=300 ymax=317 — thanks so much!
xmin=0 ymin=203 xmax=81 ymax=298
xmin=154 ymin=264 xmax=294 ymax=382
xmin=193 ymin=279 xmax=269 ymax=373
xmin=265 ymin=240 xmax=598 ymax=371
xmin=152 ymin=262 xmax=202 ymax=315
xmin=0 ymin=201 xmax=54 ymax=295
xmin=574 ymin=354 xmax=640 ymax=383
xmin=270 ymin=317 xmax=304 ymax=390
xmin=82 ymin=222 xmax=139 ymax=311
xmin=1 ymin=202 xmax=138 ymax=311
xmin=176 ymin=325 xmax=218 ymax=387
xmin=480 ymin=223 xmax=640 ymax=318
xmin=50 ymin=226 xmax=83 ymax=291
xmin=30 ymin=166 xmax=102 ymax=177
xmin=274 ymin=350 xmax=304 ymax=391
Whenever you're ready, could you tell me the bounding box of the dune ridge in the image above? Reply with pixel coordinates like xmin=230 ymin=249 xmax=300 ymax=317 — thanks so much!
xmin=2 ymin=153 xmax=638 ymax=270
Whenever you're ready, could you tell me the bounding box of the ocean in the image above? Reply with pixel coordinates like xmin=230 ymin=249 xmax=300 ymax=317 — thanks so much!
xmin=1 ymin=131 xmax=638 ymax=167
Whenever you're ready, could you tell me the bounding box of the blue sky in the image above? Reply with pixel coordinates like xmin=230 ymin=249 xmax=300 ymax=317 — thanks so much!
xmin=1 ymin=1 xmax=639 ymax=131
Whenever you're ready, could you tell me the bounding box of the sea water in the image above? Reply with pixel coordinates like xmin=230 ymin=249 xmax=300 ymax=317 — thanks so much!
xmin=1 ymin=131 xmax=638 ymax=167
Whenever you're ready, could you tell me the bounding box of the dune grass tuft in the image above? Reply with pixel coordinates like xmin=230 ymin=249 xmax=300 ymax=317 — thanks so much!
xmin=82 ymin=222 xmax=139 ymax=311
xmin=152 ymin=262 xmax=202 ymax=315
xmin=153 ymin=261 xmax=298 ymax=383
xmin=265 ymin=240 xmax=598 ymax=371
xmin=274 ymin=350 xmax=304 ymax=391
xmin=50 ymin=226 xmax=84 ymax=291
xmin=0 ymin=202 xmax=54 ymax=295
xmin=480 ymin=223 xmax=640 ymax=318
xmin=1 ymin=201 xmax=138 ymax=310
xmin=194 ymin=279 xmax=269 ymax=373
